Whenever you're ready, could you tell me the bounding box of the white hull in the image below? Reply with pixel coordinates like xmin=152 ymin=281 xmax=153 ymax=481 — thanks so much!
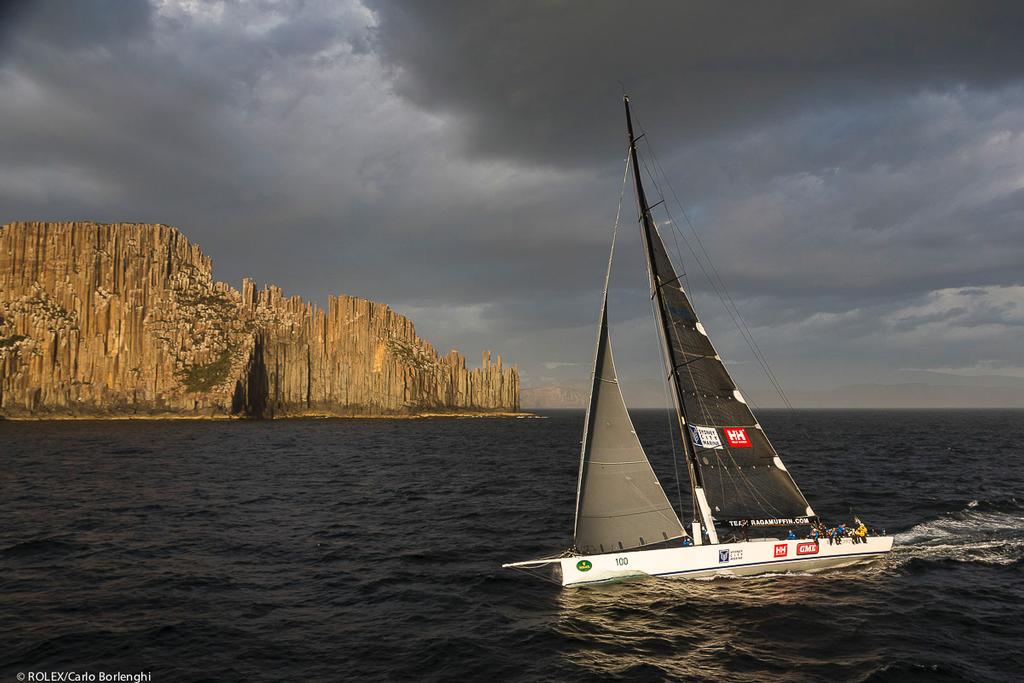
xmin=509 ymin=536 xmax=893 ymax=587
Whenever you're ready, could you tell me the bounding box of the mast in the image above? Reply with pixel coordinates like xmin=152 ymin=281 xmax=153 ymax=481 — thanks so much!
xmin=624 ymin=95 xmax=718 ymax=544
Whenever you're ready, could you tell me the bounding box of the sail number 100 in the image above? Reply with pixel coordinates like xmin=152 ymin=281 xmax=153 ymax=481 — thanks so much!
xmin=615 ymin=557 xmax=629 ymax=566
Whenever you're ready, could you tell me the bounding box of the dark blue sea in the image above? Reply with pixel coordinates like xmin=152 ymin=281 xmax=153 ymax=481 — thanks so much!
xmin=1 ymin=410 xmax=1022 ymax=682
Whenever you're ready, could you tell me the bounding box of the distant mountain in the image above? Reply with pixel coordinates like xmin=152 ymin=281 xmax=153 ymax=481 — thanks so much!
xmin=521 ymin=384 xmax=587 ymax=409
xmin=787 ymin=377 xmax=1024 ymax=409
xmin=524 ymin=371 xmax=1024 ymax=411
xmin=892 ymin=369 xmax=1024 ymax=389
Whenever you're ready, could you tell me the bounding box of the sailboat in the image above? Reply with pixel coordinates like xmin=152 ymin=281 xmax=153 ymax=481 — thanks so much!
xmin=504 ymin=96 xmax=894 ymax=587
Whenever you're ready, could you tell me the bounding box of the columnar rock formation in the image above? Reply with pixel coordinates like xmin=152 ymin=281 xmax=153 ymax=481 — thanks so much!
xmin=0 ymin=221 xmax=519 ymax=418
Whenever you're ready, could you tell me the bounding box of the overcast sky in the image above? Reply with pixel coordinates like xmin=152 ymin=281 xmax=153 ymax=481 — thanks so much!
xmin=2 ymin=1 xmax=1023 ymax=406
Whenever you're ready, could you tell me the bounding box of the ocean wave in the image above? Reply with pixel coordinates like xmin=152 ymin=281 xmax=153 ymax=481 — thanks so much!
xmin=897 ymin=498 xmax=1024 ymax=542
xmin=965 ymin=497 xmax=1021 ymax=512
xmin=890 ymin=499 xmax=1024 ymax=568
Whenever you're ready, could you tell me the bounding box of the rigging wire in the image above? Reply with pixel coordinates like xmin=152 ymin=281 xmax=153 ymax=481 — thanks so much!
xmin=635 ymin=151 xmax=719 ymax=425
xmin=578 ymin=148 xmax=691 ymax=540
xmin=628 ymin=112 xmax=797 ymax=521
xmin=615 ymin=149 xmax=689 ymax=533
xmin=574 ymin=149 xmax=632 ymax=540
xmin=658 ymin=308 xmax=689 ymax=526
xmin=633 ymin=185 xmax=690 ymax=527
xmin=639 ymin=151 xmax=781 ymax=414
xmin=630 ymin=112 xmax=796 ymax=412
xmin=635 ymin=152 xmax=790 ymax=518
xmin=653 ymin=163 xmax=794 ymax=412
xmin=628 ymin=126 xmax=718 ymax=527
xmin=635 ymin=119 xmax=819 ymax=467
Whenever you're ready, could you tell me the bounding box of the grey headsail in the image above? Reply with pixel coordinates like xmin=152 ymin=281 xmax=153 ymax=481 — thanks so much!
xmin=573 ymin=214 xmax=686 ymax=555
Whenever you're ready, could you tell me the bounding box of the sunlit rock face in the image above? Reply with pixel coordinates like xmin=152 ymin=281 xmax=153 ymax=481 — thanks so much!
xmin=0 ymin=221 xmax=519 ymax=418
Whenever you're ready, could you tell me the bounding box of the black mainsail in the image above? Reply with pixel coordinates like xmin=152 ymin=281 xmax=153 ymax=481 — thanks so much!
xmin=624 ymin=96 xmax=815 ymax=534
xmin=573 ymin=177 xmax=686 ymax=556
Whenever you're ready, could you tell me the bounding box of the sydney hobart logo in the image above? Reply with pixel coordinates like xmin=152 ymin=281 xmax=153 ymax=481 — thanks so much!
xmin=689 ymin=425 xmax=723 ymax=450
xmin=576 ymin=560 xmax=593 ymax=572
xmin=719 ymin=549 xmax=743 ymax=563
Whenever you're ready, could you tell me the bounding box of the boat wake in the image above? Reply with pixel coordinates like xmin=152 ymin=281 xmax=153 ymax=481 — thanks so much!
xmin=890 ymin=498 xmax=1024 ymax=569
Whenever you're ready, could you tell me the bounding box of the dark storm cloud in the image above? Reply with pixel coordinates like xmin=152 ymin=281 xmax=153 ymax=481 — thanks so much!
xmin=368 ymin=1 xmax=1024 ymax=165
xmin=0 ymin=0 xmax=381 ymax=284
xmin=2 ymin=1 xmax=1023 ymax=403
xmin=363 ymin=1 xmax=1024 ymax=376
xmin=0 ymin=0 xmax=152 ymax=53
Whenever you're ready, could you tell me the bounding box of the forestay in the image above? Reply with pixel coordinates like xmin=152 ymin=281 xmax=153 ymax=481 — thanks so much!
xmin=572 ymin=172 xmax=687 ymax=555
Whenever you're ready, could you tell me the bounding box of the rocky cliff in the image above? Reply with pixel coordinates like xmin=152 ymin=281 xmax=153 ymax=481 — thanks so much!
xmin=0 ymin=221 xmax=519 ymax=418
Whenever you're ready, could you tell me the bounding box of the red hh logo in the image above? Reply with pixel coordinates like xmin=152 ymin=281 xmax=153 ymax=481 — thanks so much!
xmin=724 ymin=428 xmax=751 ymax=448
xmin=797 ymin=542 xmax=819 ymax=556
xmin=774 ymin=543 xmax=788 ymax=558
